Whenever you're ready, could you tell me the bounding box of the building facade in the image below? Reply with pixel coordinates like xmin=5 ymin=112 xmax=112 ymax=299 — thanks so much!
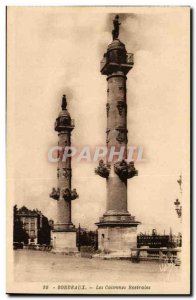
xmin=137 ymin=234 xmax=170 ymax=249
xmin=14 ymin=205 xmax=52 ymax=245
xmin=137 ymin=229 xmax=182 ymax=249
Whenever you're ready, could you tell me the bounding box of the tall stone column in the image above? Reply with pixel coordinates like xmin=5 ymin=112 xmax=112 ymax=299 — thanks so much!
xmin=95 ymin=15 xmax=140 ymax=255
xmin=50 ymin=95 xmax=78 ymax=253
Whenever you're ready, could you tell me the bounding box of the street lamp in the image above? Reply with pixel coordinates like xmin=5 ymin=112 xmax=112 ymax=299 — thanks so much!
xmin=174 ymin=198 xmax=182 ymax=218
xmin=174 ymin=174 xmax=182 ymax=219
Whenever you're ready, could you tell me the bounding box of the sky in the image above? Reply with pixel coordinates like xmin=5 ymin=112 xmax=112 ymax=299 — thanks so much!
xmin=7 ymin=7 xmax=190 ymax=234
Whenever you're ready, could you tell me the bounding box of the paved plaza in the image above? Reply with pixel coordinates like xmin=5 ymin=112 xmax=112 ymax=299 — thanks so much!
xmin=14 ymin=250 xmax=181 ymax=283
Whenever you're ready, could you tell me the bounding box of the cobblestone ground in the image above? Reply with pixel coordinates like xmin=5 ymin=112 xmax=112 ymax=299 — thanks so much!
xmin=14 ymin=250 xmax=181 ymax=283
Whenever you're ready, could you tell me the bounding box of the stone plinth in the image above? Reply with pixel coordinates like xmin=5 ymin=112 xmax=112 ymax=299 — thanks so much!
xmin=96 ymin=223 xmax=138 ymax=254
xmin=51 ymin=230 xmax=78 ymax=253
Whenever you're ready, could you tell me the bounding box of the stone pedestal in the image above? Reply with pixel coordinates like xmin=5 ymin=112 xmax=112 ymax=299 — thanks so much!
xmin=97 ymin=224 xmax=138 ymax=254
xmin=51 ymin=230 xmax=78 ymax=253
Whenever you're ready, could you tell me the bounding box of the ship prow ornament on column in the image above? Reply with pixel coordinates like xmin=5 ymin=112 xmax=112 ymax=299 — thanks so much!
xmin=95 ymin=15 xmax=141 ymax=256
xmin=50 ymin=95 xmax=79 ymax=253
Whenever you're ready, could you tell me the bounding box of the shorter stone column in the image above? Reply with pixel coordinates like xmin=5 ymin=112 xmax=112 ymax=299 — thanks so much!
xmin=50 ymin=95 xmax=79 ymax=253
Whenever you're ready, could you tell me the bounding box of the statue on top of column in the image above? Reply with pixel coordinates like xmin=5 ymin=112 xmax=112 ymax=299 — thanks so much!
xmin=61 ymin=94 xmax=67 ymax=110
xmin=112 ymin=15 xmax=121 ymax=40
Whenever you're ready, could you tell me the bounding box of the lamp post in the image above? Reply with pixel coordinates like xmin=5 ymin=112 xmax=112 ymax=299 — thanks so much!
xmin=174 ymin=175 xmax=183 ymax=252
xmin=174 ymin=198 xmax=182 ymax=218
xmin=174 ymin=175 xmax=182 ymax=219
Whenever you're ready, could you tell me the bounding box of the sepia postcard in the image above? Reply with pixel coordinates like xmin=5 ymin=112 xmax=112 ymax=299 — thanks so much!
xmin=6 ymin=6 xmax=191 ymax=295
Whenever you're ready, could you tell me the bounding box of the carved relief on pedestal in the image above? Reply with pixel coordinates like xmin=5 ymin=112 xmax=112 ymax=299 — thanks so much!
xmin=106 ymin=103 xmax=110 ymax=117
xmin=117 ymin=100 xmax=127 ymax=116
xmin=95 ymin=160 xmax=111 ymax=178
xmin=50 ymin=188 xmax=60 ymax=200
xmin=62 ymin=188 xmax=79 ymax=201
xmin=114 ymin=160 xmax=138 ymax=181
xmin=116 ymin=127 xmax=128 ymax=144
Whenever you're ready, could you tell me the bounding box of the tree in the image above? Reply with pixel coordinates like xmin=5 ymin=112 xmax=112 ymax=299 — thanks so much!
xmin=37 ymin=215 xmax=52 ymax=245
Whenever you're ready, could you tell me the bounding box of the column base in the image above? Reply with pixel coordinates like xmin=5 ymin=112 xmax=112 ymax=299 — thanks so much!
xmin=96 ymin=222 xmax=140 ymax=256
xmin=53 ymin=222 xmax=76 ymax=231
xmin=51 ymin=230 xmax=78 ymax=254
